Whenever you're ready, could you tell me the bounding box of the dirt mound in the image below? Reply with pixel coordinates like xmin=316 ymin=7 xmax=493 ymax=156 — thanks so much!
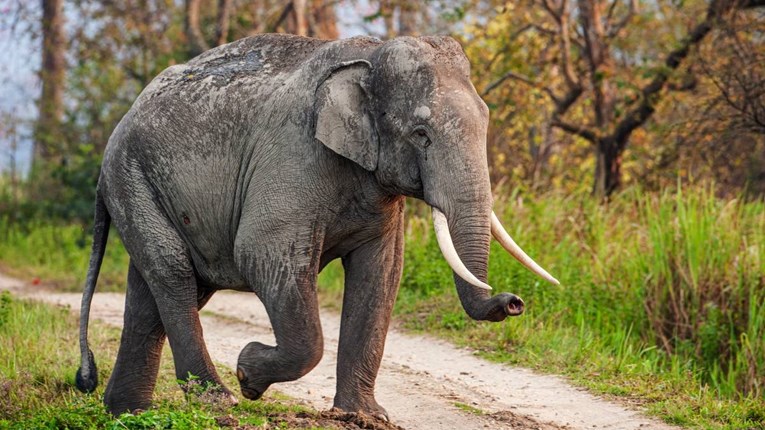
xmin=215 ymin=408 xmax=403 ymax=430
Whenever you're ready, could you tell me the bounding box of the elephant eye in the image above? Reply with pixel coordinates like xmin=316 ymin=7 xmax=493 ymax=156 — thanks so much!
xmin=410 ymin=128 xmax=431 ymax=149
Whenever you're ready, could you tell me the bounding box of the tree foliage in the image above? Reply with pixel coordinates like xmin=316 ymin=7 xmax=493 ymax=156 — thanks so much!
xmin=1 ymin=0 xmax=764 ymax=221
xmin=461 ymin=0 xmax=765 ymax=196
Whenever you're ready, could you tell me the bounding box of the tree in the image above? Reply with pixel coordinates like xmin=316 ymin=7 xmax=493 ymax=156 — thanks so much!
xmin=216 ymin=0 xmax=233 ymax=45
xmin=372 ymin=0 xmax=436 ymax=38
xmin=36 ymin=0 xmax=66 ymax=165
xmin=398 ymin=2 xmax=424 ymax=36
xmin=650 ymin=9 xmax=765 ymax=196
xmin=702 ymin=12 xmax=765 ymax=135
xmin=185 ymin=0 xmax=209 ymax=56
xmin=481 ymin=0 xmax=765 ymax=196
xmin=287 ymin=0 xmax=309 ymax=36
xmin=281 ymin=0 xmax=338 ymax=38
xmin=308 ymin=0 xmax=338 ymax=39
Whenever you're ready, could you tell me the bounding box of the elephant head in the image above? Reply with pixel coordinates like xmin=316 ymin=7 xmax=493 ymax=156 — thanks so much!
xmin=314 ymin=36 xmax=559 ymax=322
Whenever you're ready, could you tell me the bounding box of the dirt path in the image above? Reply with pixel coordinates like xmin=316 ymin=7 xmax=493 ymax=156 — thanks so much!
xmin=0 ymin=272 xmax=675 ymax=430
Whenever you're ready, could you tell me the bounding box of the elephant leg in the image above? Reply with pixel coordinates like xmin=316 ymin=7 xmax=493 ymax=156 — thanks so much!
xmin=110 ymin=190 xmax=230 ymax=405
xmin=235 ymin=257 xmax=324 ymax=400
xmin=333 ymin=211 xmax=404 ymax=419
xmin=104 ymin=263 xmax=223 ymax=415
xmin=104 ymin=262 xmax=166 ymax=415
xmin=139 ymin=249 xmax=224 ymax=393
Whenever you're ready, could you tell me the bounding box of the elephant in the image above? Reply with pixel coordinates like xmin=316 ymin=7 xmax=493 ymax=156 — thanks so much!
xmin=75 ymin=33 xmax=559 ymax=419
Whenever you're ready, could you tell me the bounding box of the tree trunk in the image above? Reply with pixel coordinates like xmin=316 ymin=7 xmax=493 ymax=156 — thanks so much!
xmin=579 ymin=0 xmax=616 ymax=128
xmin=398 ymin=1 xmax=420 ymax=36
xmin=308 ymin=0 xmax=338 ymax=39
xmin=593 ymin=138 xmax=622 ymax=197
xmin=185 ymin=0 xmax=209 ymax=56
xmin=36 ymin=0 xmax=66 ymax=165
xmin=579 ymin=0 xmax=619 ymax=196
xmin=286 ymin=0 xmax=309 ymax=36
xmin=379 ymin=0 xmax=395 ymax=39
xmin=215 ymin=0 xmax=233 ymax=46
xmin=529 ymin=116 xmax=556 ymax=189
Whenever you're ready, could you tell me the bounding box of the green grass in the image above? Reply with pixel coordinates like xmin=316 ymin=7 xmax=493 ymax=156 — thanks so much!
xmin=0 ymin=219 xmax=129 ymax=291
xmin=320 ymin=186 xmax=764 ymax=429
xmin=2 ymin=185 xmax=764 ymax=428
xmin=453 ymin=402 xmax=484 ymax=415
xmin=0 ymin=291 xmax=329 ymax=429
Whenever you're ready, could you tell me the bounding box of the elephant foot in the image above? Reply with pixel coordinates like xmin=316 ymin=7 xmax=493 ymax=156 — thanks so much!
xmin=236 ymin=365 xmax=267 ymax=400
xmin=236 ymin=342 xmax=274 ymax=401
xmin=104 ymin=391 xmax=153 ymax=417
xmin=333 ymin=394 xmax=389 ymax=422
xmin=236 ymin=340 xmax=322 ymax=401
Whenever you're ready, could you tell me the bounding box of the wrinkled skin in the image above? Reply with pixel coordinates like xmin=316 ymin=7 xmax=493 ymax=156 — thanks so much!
xmin=83 ymin=34 xmax=525 ymax=418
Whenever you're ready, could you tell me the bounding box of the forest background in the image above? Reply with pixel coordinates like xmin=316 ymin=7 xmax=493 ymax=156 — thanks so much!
xmin=0 ymin=0 xmax=764 ymax=428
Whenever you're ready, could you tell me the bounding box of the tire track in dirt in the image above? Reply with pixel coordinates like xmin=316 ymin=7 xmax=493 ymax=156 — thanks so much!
xmin=0 ymin=272 xmax=676 ymax=430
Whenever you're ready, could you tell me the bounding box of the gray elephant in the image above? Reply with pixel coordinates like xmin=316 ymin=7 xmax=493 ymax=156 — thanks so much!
xmin=75 ymin=33 xmax=558 ymax=419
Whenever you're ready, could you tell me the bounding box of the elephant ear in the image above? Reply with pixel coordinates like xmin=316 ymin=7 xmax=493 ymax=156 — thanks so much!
xmin=314 ymin=60 xmax=378 ymax=171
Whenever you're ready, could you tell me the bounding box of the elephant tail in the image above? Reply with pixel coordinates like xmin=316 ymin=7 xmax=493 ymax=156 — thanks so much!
xmin=76 ymin=189 xmax=111 ymax=393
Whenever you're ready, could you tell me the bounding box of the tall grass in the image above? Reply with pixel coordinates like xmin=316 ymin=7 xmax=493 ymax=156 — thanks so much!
xmin=631 ymin=187 xmax=765 ymax=398
xmin=1 ymin=185 xmax=763 ymax=427
xmin=0 ymin=219 xmax=128 ymax=291
xmin=320 ymin=185 xmax=765 ymax=427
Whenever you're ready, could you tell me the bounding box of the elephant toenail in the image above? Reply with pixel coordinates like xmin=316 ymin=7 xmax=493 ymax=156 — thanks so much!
xmin=241 ymin=387 xmax=260 ymax=400
xmin=236 ymin=367 xmax=246 ymax=381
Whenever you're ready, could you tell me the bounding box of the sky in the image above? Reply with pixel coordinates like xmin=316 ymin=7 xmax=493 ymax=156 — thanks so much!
xmin=0 ymin=0 xmax=384 ymax=176
xmin=0 ymin=0 xmax=40 ymax=175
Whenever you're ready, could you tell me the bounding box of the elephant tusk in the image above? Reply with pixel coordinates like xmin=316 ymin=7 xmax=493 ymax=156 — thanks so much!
xmin=490 ymin=211 xmax=560 ymax=286
xmin=431 ymin=207 xmax=492 ymax=291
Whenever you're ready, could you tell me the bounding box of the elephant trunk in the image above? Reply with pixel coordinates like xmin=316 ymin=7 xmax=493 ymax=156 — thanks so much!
xmin=431 ymin=203 xmax=525 ymax=322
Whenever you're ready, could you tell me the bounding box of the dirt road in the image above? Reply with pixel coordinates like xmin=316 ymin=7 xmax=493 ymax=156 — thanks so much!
xmin=0 ymin=272 xmax=675 ymax=430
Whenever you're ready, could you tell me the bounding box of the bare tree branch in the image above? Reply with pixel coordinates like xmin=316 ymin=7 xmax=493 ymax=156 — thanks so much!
xmin=269 ymin=1 xmax=294 ymax=32
xmin=185 ymin=0 xmax=209 ymax=56
xmin=292 ymin=0 xmax=308 ymax=36
xmin=553 ymin=85 xmax=583 ymax=115
xmin=482 ymin=70 xmax=558 ymax=102
xmin=605 ymin=0 xmax=619 ymax=24
xmin=540 ymin=0 xmax=563 ymax=21
xmin=509 ymin=23 xmax=535 ymax=40
xmin=607 ymin=0 xmax=638 ymax=38
xmin=551 ymin=117 xmax=598 ymax=142
xmin=530 ymin=23 xmax=558 ymax=36
xmin=609 ymin=18 xmax=717 ymax=148
xmin=215 ymin=0 xmax=232 ymax=46
xmin=558 ymin=0 xmax=579 ymax=89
